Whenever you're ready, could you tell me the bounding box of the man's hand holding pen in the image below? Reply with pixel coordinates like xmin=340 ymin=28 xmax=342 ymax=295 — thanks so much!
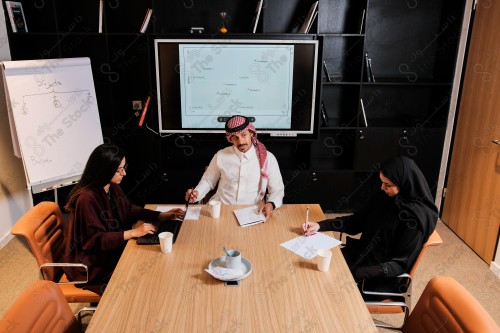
xmin=185 ymin=188 xmax=199 ymax=203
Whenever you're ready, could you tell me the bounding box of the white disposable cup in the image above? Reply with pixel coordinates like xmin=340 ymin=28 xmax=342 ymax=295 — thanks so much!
xmin=317 ymin=249 xmax=332 ymax=272
xmin=209 ymin=200 xmax=221 ymax=218
xmin=159 ymin=232 xmax=173 ymax=253
xmin=225 ymin=250 xmax=241 ymax=269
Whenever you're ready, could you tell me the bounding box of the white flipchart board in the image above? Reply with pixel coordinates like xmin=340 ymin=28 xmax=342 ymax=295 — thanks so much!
xmin=2 ymin=57 xmax=103 ymax=193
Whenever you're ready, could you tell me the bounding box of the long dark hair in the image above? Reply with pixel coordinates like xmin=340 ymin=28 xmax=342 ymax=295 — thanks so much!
xmin=65 ymin=144 xmax=125 ymax=212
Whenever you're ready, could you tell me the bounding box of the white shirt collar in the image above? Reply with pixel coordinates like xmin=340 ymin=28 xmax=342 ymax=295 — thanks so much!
xmin=232 ymin=144 xmax=255 ymax=160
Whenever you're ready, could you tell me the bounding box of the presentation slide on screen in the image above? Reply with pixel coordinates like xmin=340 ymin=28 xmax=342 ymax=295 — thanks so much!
xmin=179 ymin=44 xmax=294 ymax=129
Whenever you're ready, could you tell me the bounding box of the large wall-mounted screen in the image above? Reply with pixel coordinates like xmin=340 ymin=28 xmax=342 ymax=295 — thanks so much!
xmin=155 ymin=38 xmax=319 ymax=136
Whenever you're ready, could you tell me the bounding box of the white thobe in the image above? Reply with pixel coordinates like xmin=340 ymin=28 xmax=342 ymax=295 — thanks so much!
xmin=195 ymin=145 xmax=285 ymax=208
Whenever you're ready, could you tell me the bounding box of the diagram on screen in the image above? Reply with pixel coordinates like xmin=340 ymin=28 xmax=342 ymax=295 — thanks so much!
xmin=179 ymin=44 xmax=294 ymax=129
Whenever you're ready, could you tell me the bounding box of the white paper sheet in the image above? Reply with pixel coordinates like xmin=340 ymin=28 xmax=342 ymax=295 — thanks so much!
xmin=156 ymin=205 xmax=201 ymax=220
xmin=280 ymin=232 xmax=342 ymax=259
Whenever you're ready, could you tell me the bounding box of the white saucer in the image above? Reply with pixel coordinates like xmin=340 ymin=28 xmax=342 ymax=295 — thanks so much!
xmin=207 ymin=256 xmax=253 ymax=281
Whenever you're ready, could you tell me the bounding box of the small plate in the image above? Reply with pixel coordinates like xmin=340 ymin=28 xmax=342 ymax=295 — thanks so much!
xmin=208 ymin=256 xmax=253 ymax=281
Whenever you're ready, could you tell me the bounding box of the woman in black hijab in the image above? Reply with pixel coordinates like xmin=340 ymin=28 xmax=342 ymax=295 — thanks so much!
xmin=303 ymin=156 xmax=438 ymax=284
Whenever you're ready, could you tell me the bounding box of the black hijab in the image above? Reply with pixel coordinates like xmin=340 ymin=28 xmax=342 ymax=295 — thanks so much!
xmin=381 ymin=156 xmax=438 ymax=241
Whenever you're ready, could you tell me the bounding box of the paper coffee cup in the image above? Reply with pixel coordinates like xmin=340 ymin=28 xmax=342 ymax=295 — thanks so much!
xmin=159 ymin=232 xmax=173 ymax=253
xmin=317 ymin=249 xmax=332 ymax=272
xmin=209 ymin=200 xmax=221 ymax=218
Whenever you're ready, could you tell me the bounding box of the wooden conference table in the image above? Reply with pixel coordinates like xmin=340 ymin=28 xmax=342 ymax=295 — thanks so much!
xmin=86 ymin=204 xmax=377 ymax=333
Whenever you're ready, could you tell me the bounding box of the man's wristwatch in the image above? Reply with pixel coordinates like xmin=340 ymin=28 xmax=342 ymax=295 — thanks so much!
xmin=268 ymin=202 xmax=276 ymax=210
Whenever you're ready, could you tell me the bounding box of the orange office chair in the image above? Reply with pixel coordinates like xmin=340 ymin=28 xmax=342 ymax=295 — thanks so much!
xmin=362 ymin=229 xmax=443 ymax=329
xmin=0 ymin=280 xmax=81 ymax=333
xmin=403 ymin=276 xmax=498 ymax=332
xmin=10 ymin=202 xmax=100 ymax=314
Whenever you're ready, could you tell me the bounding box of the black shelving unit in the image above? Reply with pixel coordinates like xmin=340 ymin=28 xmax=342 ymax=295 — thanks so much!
xmin=315 ymin=0 xmax=466 ymax=210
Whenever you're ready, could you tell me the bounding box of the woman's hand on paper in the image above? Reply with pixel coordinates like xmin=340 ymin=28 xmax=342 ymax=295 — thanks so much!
xmin=159 ymin=208 xmax=185 ymax=221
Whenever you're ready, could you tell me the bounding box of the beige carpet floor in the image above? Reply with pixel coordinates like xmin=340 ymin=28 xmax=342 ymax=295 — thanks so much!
xmin=0 ymin=219 xmax=498 ymax=332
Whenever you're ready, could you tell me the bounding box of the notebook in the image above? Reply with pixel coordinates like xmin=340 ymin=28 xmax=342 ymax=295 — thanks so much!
xmin=136 ymin=202 xmax=188 ymax=245
xmin=233 ymin=205 xmax=266 ymax=227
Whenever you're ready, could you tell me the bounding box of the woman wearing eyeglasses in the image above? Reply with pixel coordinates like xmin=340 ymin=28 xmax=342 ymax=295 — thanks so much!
xmin=63 ymin=143 xmax=185 ymax=295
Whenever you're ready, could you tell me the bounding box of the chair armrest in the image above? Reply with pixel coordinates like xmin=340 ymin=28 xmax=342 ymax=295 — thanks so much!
xmin=361 ymin=273 xmax=411 ymax=298
xmin=364 ymin=301 xmax=409 ymax=309
xmin=40 ymin=263 xmax=89 ymax=285
xmin=366 ymin=301 xmax=410 ymax=330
